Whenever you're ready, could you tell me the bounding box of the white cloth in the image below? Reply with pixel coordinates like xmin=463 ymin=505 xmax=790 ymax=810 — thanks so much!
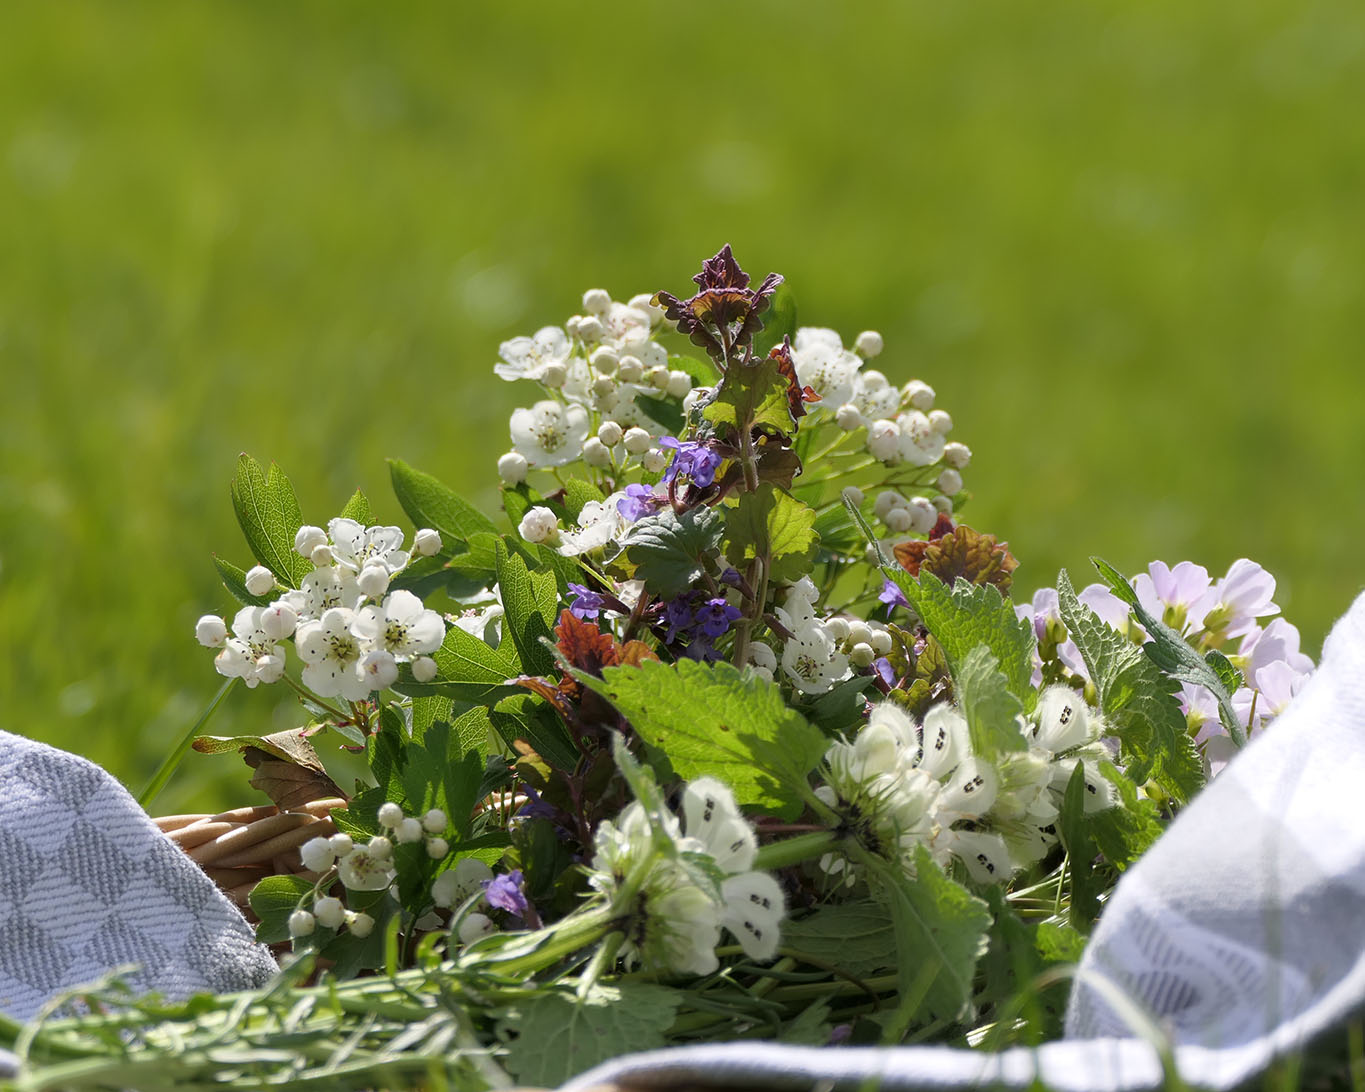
xmin=562 ymin=591 xmax=1365 ymax=1091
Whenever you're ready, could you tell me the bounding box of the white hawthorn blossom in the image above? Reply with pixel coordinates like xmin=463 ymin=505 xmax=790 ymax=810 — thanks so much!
xmin=792 ymin=327 xmax=861 ymax=409
xmin=510 ymin=400 xmax=590 ymax=468
xmin=495 ymin=326 xmax=572 ymax=383
xmin=351 ymin=589 xmax=445 ymax=659
xmin=213 ymin=606 xmax=288 ymax=688
xmin=296 ymin=607 xmax=372 ymax=701
xmin=327 ymin=518 xmax=411 ymax=575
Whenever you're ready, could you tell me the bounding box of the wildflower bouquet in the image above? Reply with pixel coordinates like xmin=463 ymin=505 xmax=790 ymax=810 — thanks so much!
xmin=19 ymin=249 xmax=1317 ymax=1088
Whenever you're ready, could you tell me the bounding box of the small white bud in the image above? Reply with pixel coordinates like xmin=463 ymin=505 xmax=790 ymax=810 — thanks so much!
xmin=647 ymin=365 xmax=670 ymax=390
xmin=616 ymin=355 xmax=644 ymax=383
xmin=367 ymin=835 xmax=393 ymax=860
xmin=396 ymin=817 xmax=424 ymax=844
xmin=928 ymin=409 xmax=953 ymax=434
xmin=310 ymin=542 xmax=336 ymax=567
xmin=841 ymin=485 xmax=864 ymax=507
xmin=261 ymin=602 xmax=298 ymax=641
xmin=835 ymin=403 xmax=864 ymax=431
xmin=582 ymin=288 xmax=612 ymax=314
xmin=299 ymin=836 xmax=336 ymax=873
xmin=870 ymin=628 xmax=893 ymax=655
xmin=422 ymin=808 xmax=447 ymax=833
xmin=884 ymin=506 xmax=914 ymax=533
xmin=577 ymin=315 xmax=604 ymax=342
xmin=846 ymin=620 xmax=873 ymax=647
xmin=937 ymin=468 xmax=964 ymax=495
xmin=357 ymin=564 xmax=390 ymax=598
xmin=346 ymin=911 xmax=375 ymax=938
xmin=518 ymin=506 xmax=559 ymax=544
xmin=591 ymin=375 xmax=617 ymax=399
xmin=861 ymin=369 xmax=888 ymax=392
xmin=377 ymin=802 xmax=404 ymax=829
xmin=427 ymin=836 xmax=449 ymax=859
xmin=295 ymin=525 xmax=328 ymax=557
xmin=849 ymin=642 xmax=877 ymax=668
xmin=590 ymin=346 xmax=619 ymax=374
xmin=413 ymin=527 xmax=442 ymax=557
xmin=825 ymin=617 xmax=850 ymax=642
xmin=498 ymin=451 xmax=529 ymax=485
xmin=641 ymin=448 xmax=668 ymax=474
xmin=565 ymin=315 xmax=584 ymax=339
xmin=747 ymin=642 xmax=777 ymax=671
xmin=867 ymin=419 xmax=901 ymax=462
xmin=854 ymin=330 xmax=884 ymax=358
xmin=458 ymin=912 xmax=497 ymax=945
xmin=943 ymin=442 xmax=971 ymax=470
xmin=597 ymin=421 xmax=624 ymax=447
xmin=904 ymin=380 xmax=935 ymax=412
xmin=254 ymin=653 xmax=286 ymax=685
xmin=582 ymin=437 xmax=611 ymax=468
xmin=540 ymin=361 xmax=567 ymax=389
xmin=665 ymin=370 xmax=693 ymax=399
xmin=329 ymin=833 xmax=354 ymax=856
xmin=873 ymin=491 xmax=902 ymax=521
xmin=933 ymin=494 xmax=954 ymax=515
xmin=750 ymin=665 xmax=775 ymax=683
xmin=288 ymin=910 xmax=316 ymax=938
xmin=906 ymin=496 xmax=937 ymax=535
xmin=245 ymin=565 xmax=275 ymax=597
xmin=623 ymin=426 xmax=652 ymax=455
xmin=313 ymin=896 xmax=346 ymax=929
xmin=628 ymin=292 xmax=663 ymax=324
xmin=359 ymin=649 xmax=398 ymax=690
xmin=195 ymin=614 xmax=228 ymax=648
xmin=411 ymin=655 xmax=438 ymax=683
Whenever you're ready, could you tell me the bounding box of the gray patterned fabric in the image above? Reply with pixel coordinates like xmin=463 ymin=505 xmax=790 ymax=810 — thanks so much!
xmin=0 ymin=730 xmax=278 ymax=1033
xmin=562 ymin=590 xmax=1365 ymax=1092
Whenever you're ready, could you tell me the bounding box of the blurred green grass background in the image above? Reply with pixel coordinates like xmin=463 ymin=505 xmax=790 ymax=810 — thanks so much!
xmin=3 ymin=1 xmax=1362 ymax=813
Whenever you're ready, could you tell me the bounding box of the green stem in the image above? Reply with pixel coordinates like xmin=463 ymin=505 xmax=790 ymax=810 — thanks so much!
xmin=753 ymin=830 xmax=840 ymax=871
xmin=137 ymin=677 xmax=237 ymax=810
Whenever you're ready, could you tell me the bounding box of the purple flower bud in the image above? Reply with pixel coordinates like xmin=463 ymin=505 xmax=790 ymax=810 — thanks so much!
xmin=879 ymin=577 xmax=910 ymax=616
xmin=483 ymin=869 xmax=529 ymax=916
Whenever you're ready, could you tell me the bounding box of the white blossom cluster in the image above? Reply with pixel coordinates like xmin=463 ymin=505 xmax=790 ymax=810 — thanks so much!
xmin=816 ymin=689 xmax=1113 ymax=887
xmin=750 ymin=577 xmax=895 ymax=695
xmin=494 ymin=289 xmax=692 ymax=480
xmin=195 ymin=518 xmax=446 ymax=700
xmin=586 ymin=776 xmax=786 ymax=976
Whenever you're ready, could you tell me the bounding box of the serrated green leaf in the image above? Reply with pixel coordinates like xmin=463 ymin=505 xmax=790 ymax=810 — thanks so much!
xmin=1059 ymin=762 xmax=1102 ymax=930
xmin=503 ymin=984 xmax=681 ymax=1086
xmin=388 ymin=458 xmax=498 ymax=547
xmin=889 ymin=570 xmax=1036 ymax=710
xmin=1057 ymin=571 xmax=1204 ymax=803
xmin=724 ymin=484 xmax=820 ymax=585
xmin=702 ymin=354 xmax=795 ymax=439
xmin=585 ymin=659 xmax=824 ymax=818
xmin=249 ymin=875 xmax=314 ymax=944
xmin=229 ymin=455 xmax=310 ymax=587
xmin=561 ymin=479 xmax=605 ymax=523
xmin=634 ymin=394 xmax=685 ymax=435
xmin=955 ymin=645 xmax=1027 ymax=760
xmin=782 ymin=902 xmax=896 ymax=977
xmin=803 ymin=674 xmax=877 ymax=734
xmin=494 ymin=538 xmax=558 ymax=676
xmin=1085 ymin=760 xmax=1163 ymax=871
xmin=669 ymin=353 xmax=720 ymax=386
xmin=1036 ymin=920 xmax=1088 ymax=964
xmin=394 ymin=623 xmax=521 ymax=705
xmin=868 ymin=845 xmax=991 ymax=1022
xmin=622 ymin=506 xmax=723 ymax=600
xmin=449 ymin=705 xmax=494 ymax=759
xmin=338 ymin=489 xmax=372 ymax=524
xmin=410 ymin=695 xmax=452 ymax=746
xmin=489 ymin=692 xmax=579 ymax=771
xmin=212 ymin=555 xmax=271 ymax=607
xmin=752 ymin=281 xmax=797 ymax=359
xmin=1205 ymin=649 xmax=1244 ymax=697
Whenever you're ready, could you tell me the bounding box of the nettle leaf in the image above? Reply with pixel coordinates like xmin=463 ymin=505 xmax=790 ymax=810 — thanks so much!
xmin=1057 ymin=572 xmax=1204 ymax=803
xmin=782 ymin=901 xmax=896 ymax=977
xmin=622 ymin=506 xmax=723 ymax=600
xmin=1092 ymin=557 xmax=1245 ymax=747
xmin=249 ymin=875 xmax=315 ymax=944
xmin=388 ymin=458 xmax=498 ymax=547
xmin=503 ymin=984 xmax=682 ymax=1087
xmin=394 ymin=624 xmax=522 ymax=706
xmin=1085 ymin=760 xmax=1163 ymax=871
xmin=702 ymin=353 xmax=795 ymax=439
xmin=724 ymin=484 xmax=820 ymax=585
xmin=229 ymin=454 xmax=311 ymax=588
xmin=212 ymin=555 xmax=271 ymax=607
xmin=889 ymin=570 xmax=1036 ymax=711
xmin=868 ymin=845 xmax=991 ymax=1022
xmin=494 ymin=539 xmax=558 ymax=677
xmin=955 ymin=645 xmax=1026 ymax=761
xmin=338 ymin=488 xmax=372 ymax=525
xmin=752 ymin=281 xmax=797 ymax=359
xmin=585 ymin=659 xmax=824 ymax=818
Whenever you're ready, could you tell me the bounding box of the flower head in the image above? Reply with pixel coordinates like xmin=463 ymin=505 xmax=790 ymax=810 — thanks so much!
xmin=509 ymin=400 xmax=590 ymax=468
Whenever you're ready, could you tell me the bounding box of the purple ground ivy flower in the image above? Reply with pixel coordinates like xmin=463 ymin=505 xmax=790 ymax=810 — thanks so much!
xmin=879 ymin=577 xmax=910 ymax=616
xmin=566 ymin=582 xmax=608 ymax=621
xmin=695 ymin=596 xmax=743 ymax=639
xmin=873 ymin=656 xmax=896 ymax=688
xmin=664 ymin=595 xmax=695 ymax=643
xmin=483 ymin=869 xmax=530 ymax=916
xmin=617 ymin=483 xmax=662 ymax=522
xmin=659 ymin=436 xmax=723 ymax=488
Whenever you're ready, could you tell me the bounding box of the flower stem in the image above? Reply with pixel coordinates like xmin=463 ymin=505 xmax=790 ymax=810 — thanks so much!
xmin=753 ymin=830 xmax=840 ymax=872
xmin=137 ymin=677 xmax=237 ymax=810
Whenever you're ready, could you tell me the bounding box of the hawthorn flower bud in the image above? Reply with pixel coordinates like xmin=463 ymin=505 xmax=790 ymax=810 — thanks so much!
xmin=867 ymin=420 xmax=900 ymax=462
xmin=458 ymin=912 xmax=497 ymax=945
xmin=357 ymin=564 xmax=390 ymax=599
xmin=861 ymin=370 xmax=888 ymax=392
xmin=933 ymin=494 xmax=954 ymax=515
xmin=825 ymin=617 xmax=850 ymax=642
xmin=590 ymin=376 xmax=616 ymax=401
xmin=849 ymin=642 xmax=877 ymax=668
xmin=413 ymin=528 xmax=442 ymax=556
xmin=367 ymin=835 xmax=393 ymax=860
xmin=623 ymin=427 xmax=652 ymax=455
xmin=498 ymin=451 xmax=529 ymax=485
xmin=328 ymin=833 xmax=353 ymax=856
xmin=846 ymin=620 xmax=873 ymax=647
xmin=577 ymin=315 xmax=604 ymax=343
xmin=854 ymin=330 xmax=884 ymax=359
xmin=254 ymin=653 xmax=286 ymax=685
xmin=260 ymin=602 xmax=298 ymax=641
xmin=906 ymin=496 xmax=937 ymax=535
xmin=665 ymin=370 xmax=693 ymax=399
xmin=310 ymin=543 xmax=336 ymax=567
xmin=629 ymin=292 xmax=664 ymax=324
xmin=904 ymin=380 xmax=935 ymax=412
xmin=647 ymin=365 xmax=670 ymax=390
xmin=427 ymin=836 xmax=449 ymax=859
xmin=295 ymin=525 xmax=328 ymax=558
xmin=597 ymin=421 xmax=624 ymax=447
xmin=841 ymin=485 xmax=864 ymax=507
xmin=937 ymin=468 xmax=964 ymax=495
xmin=616 ymin=355 xmax=644 ymax=383
xmin=518 ymin=506 xmax=559 ymax=544
xmin=873 ymin=491 xmax=902 ymax=521
xmin=870 ymin=627 xmax=894 ymax=655
xmin=884 ymin=506 xmax=914 ymax=533
xmin=943 ymin=442 xmax=971 ymax=469
xmin=411 ymin=655 xmax=438 ymax=683
xmin=833 ymin=401 xmax=864 ymax=432
xmin=582 ymin=437 xmax=611 ymax=468
xmin=422 ymin=808 xmax=447 ymax=833
xmin=288 ymin=910 xmax=316 ymax=938
xmin=299 ymin=836 xmax=336 ymax=873
xmin=641 ymin=448 xmax=668 ymax=474
xmin=245 ymin=565 xmax=275 ymax=596
xmin=590 ymin=346 xmax=619 ymax=374
xmin=377 ymin=802 xmax=404 ymax=830
xmin=565 ymin=315 xmax=585 ymax=339
xmin=359 ymin=649 xmax=398 ymax=690
xmin=540 ymin=362 xmax=568 ymax=389
xmin=928 ymin=409 xmax=953 ymax=434
xmin=313 ymin=896 xmax=346 ymax=929
xmin=582 ymin=288 xmax=611 ymax=314
xmin=346 ymin=911 xmax=375 ymax=939
xmin=396 ymin=817 xmax=424 ymax=844
xmin=196 ymin=614 xmax=228 ymax=648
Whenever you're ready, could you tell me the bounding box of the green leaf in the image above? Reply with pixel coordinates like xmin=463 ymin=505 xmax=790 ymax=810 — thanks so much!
xmin=494 ymin=538 xmax=559 ymax=677
xmin=803 ymin=674 xmax=877 ymax=734
xmin=701 ymin=354 xmax=795 ymax=439
xmin=410 ymin=695 xmax=453 ymax=746
xmin=1092 ymin=556 xmax=1245 ymax=747
xmin=388 ymin=458 xmax=498 ymax=547
xmin=1058 ymin=762 xmax=1103 ymax=930
xmin=752 ymin=281 xmax=797 ymax=358
xmin=449 ymin=705 xmax=495 ymax=759
xmin=489 ymin=693 xmax=579 ymax=772
xmin=634 ymin=394 xmax=685 ymax=435
xmin=868 ymin=845 xmax=991 ymax=1022
xmin=338 ymin=488 xmax=372 ymax=524
xmin=889 ymin=570 xmax=1036 ymax=710
xmin=561 ymin=479 xmax=605 ymax=523
xmin=394 ymin=623 xmax=522 ymax=705
xmin=1036 ymin=920 xmax=1088 ymax=964
xmin=955 ymin=645 xmax=1027 ymax=760
xmin=1057 ymin=571 xmax=1204 ymax=803
xmin=229 ymin=454 xmax=310 ymax=587
xmin=669 ymin=353 xmax=720 ymax=387
xmin=212 ymin=555 xmax=271 ymax=607
xmin=724 ymin=484 xmax=820 ymax=585
xmin=622 ymin=506 xmax=723 ymax=600
xmin=782 ymin=902 xmax=896 ymax=977
xmin=249 ymin=875 xmax=314 ymax=944
xmin=1085 ymin=760 xmax=1164 ymax=871
xmin=503 ymin=984 xmax=682 ymax=1086
xmin=586 ymin=659 xmax=824 ymax=818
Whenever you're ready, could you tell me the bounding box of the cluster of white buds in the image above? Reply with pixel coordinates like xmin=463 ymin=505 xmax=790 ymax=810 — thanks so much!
xmin=824 ymin=616 xmax=894 ymax=669
xmin=377 ymin=801 xmax=450 ymax=860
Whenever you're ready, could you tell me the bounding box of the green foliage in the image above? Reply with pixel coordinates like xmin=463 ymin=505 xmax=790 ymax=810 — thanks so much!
xmin=248 ymin=875 xmax=314 ymax=944
xmin=633 ymin=393 xmax=685 ymax=435
xmin=1057 ymin=571 xmax=1204 ymax=803
xmin=229 ymin=455 xmax=311 ymax=588
xmin=1086 ymin=760 xmax=1164 ymax=871
xmin=493 ymin=538 xmax=558 ymax=677
xmin=954 ymin=645 xmax=1027 ymax=761
xmin=395 ymin=622 xmax=523 ymax=706
xmin=488 ymin=692 xmax=579 ymax=771
xmin=338 ymin=489 xmax=372 ymax=524
xmin=560 ymin=478 xmax=604 ymax=523
xmin=587 ymin=658 xmax=825 ymax=818
xmin=388 ymin=458 xmax=498 ymax=548
xmin=701 ymin=353 xmax=795 ymax=439
xmin=502 ymin=985 xmax=681 ymax=1086
xmin=212 ymin=555 xmax=271 ymax=607
xmin=1058 ymin=762 xmax=1103 ymax=930
xmin=781 ymin=901 xmax=896 ymax=977
xmin=724 ymin=483 xmax=820 ymax=585
xmin=622 ymin=506 xmax=723 ymax=600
